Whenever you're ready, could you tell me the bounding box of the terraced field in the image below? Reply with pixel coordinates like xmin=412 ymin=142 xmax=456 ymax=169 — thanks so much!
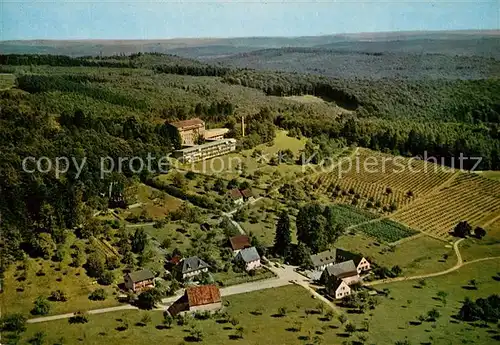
xmin=310 ymin=149 xmax=456 ymax=214
xmin=392 ymin=172 xmax=500 ymax=239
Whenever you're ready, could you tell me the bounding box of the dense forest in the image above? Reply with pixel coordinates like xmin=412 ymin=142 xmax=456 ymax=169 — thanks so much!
xmin=0 ymin=51 xmax=499 ymax=273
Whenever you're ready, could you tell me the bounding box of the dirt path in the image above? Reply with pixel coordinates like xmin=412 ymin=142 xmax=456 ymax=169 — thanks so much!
xmin=366 ymin=238 xmax=500 ymax=286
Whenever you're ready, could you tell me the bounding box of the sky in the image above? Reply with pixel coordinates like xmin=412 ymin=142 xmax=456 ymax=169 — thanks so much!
xmin=1 ymin=0 xmax=499 ymax=40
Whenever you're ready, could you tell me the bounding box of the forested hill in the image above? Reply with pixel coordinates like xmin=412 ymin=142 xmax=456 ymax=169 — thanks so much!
xmin=215 ymin=47 xmax=500 ymax=80
xmin=0 ymin=52 xmax=499 ymax=267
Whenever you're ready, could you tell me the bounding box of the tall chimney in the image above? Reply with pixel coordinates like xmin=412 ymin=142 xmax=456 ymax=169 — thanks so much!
xmin=241 ymin=116 xmax=245 ymax=137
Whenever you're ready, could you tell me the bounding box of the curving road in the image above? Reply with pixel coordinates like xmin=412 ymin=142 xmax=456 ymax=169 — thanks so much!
xmin=366 ymin=238 xmax=500 ymax=286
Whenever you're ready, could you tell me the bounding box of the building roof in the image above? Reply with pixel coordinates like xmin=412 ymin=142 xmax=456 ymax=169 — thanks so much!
xmin=336 ymin=248 xmax=364 ymax=266
xmin=175 ymin=138 xmax=237 ymax=154
xmin=228 ymin=188 xmax=243 ymax=200
xmin=170 ymin=118 xmax=205 ymax=130
xmin=204 ymin=128 xmax=229 ymax=139
xmin=331 ymin=278 xmax=349 ymax=292
xmin=310 ymin=249 xmax=337 ymax=268
xmin=325 ymin=260 xmax=358 ymax=279
xmin=229 ymin=235 xmax=251 ymax=251
xmin=237 ymin=246 xmax=260 ymax=263
xmin=126 ymin=269 xmax=155 ymax=283
xmin=181 ymin=256 xmax=210 ymax=274
xmin=186 ymin=284 xmax=221 ymax=307
xmin=240 ymin=189 xmax=254 ymax=199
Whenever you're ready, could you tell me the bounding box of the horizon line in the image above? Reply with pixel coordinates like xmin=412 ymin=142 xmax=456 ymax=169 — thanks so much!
xmin=2 ymin=29 xmax=500 ymax=43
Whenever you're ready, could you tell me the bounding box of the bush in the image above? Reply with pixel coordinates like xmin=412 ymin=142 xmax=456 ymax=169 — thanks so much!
xmin=69 ymin=311 xmax=88 ymax=324
xmin=98 ymin=271 xmax=114 ymax=285
xmin=0 ymin=313 xmax=27 ymax=333
xmin=49 ymin=290 xmax=68 ymax=302
xmin=89 ymin=288 xmax=107 ymax=301
xmin=31 ymin=296 xmax=50 ymax=316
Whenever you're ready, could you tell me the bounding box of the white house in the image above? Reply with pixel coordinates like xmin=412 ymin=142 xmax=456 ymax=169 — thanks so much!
xmin=328 ymin=279 xmax=352 ymax=299
xmin=235 ymin=247 xmax=261 ymax=271
xmin=180 ymin=256 xmax=210 ymax=280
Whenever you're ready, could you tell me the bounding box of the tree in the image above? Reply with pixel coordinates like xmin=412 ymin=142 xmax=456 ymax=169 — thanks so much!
xmin=453 ymin=221 xmax=472 ymax=238
xmin=31 ymin=296 xmax=50 ymax=316
xmin=141 ymin=313 xmax=152 ymax=325
xmin=0 ymin=314 xmax=27 ymax=333
xmin=474 ymin=227 xmax=487 ymax=239
xmin=391 ymin=265 xmax=402 ymax=276
xmin=86 ymin=252 xmax=106 ymax=278
xmin=274 ymin=211 xmax=292 ymax=257
xmin=426 ymin=308 xmax=440 ymax=321
xmin=49 ymin=290 xmax=68 ymax=302
xmin=436 ymin=291 xmax=448 ymax=305
xmin=189 ymin=326 xmax=203 ymax=342
xmin=296 ymin=203 xmax=328 ymax=253
xmin=29 ymin=331 xmax=46 ymax=345
xmin=162 ymin=312 xmax=173 ymax=328
xmin=293 ymin=242 xmax=313 ymax=268
xmin=89 ymin=288 xmax=107 ymax=301
xmin=131 ymin=228 xmax=148 ymax=253
xmin=98 ymin=271 xmax=114 ymax=285
xmin=235 ymin=326 xmax=244 ymax=339
xmin=338 ymin=314 xmax=347 ymax=324
xmin=137 ymin=289 xmax=162 ymax=310
xmin=345 ymin=322 xmax=356 ymax=334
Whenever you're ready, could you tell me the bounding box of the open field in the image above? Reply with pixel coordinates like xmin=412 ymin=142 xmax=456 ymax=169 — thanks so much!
xmin=336 ymin=233 xmax=456 ymax=276
xmin=1 ymin=258 xmax=121 ymax=317
xmin=392 ymin=172 xmax=500 ymax=239
xmin=20 ymin=260 xmax=500 ymax=345
xmin=363 ymin=259 xmax=500 ymax=345
xmin=0 ymin=73 xmax=16 ymax=89
xmin=284 ymin=94 xmax=326 ymax=103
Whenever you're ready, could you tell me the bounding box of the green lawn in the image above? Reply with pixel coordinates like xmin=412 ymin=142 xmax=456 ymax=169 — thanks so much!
xmin=213 ymin=267 xmax=276 ymax=287
xmin=1 ymin=258 xmax=121 ymax=317
xmin=360 ymin=259 xmax=500 ymax=345
xmin=336 ymin=233 xmax=456 ymax=276
xmin=476 ymin=170 xmax=500 ymax=181
xmin=20 ymin=260 xmax=500 ymax=344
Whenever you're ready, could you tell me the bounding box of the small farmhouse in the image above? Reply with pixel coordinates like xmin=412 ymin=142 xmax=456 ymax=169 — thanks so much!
xmin=124 ymin=269 xmax=155 ymax=292
xmin=336 ymin=248 xmax=371 ymax=274
xmin=180 ymin=256 xmax=210 ymax=280
xmin=240 ymin=188 xmax=254 ymax=202
xmin=229 ymin=235 xmax=251 ymax=254
xmin=228 ymin=188 xmax=244 ymax=205
xmin=168 ymin=284 xmax=222 ymax=316
xmin=321 ymin=260 xmax=360 ymax=285
xmin=310 ymin=249 xmax=337 ymax=271
xmin=327 ymin=279 xmax=352 ymax=299
xmin=235 ymin=246 xmax=261 ymax=271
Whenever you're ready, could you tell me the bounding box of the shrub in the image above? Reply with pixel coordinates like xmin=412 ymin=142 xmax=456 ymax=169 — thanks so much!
xmin=69 ymin=311 xmax=88 ymax=324
xmin=31 ymin=296 xmax=50 ymax=316
xmin=49 ymin=290 xmax=68 ymax=302
xmin=89 ymin=288 xmax=107 ymax=301
xmin=0 ymin=313 xmax=27 ymax=333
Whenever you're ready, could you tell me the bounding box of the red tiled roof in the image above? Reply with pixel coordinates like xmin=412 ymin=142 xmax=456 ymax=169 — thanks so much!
xmin=229 ymin=235 xmax=251 ymax=251
xmin=240 ymin=189 xmax=253 ymax=199
xmin=169 ymin=255 xmax=182 ymax=265
xmin=186 ymin=284 xmax=221 ymax=307
xmin=228 ymin=188 xmax=243 ymax=200
xmin=170 ymin=118 xmax=204 ymax=129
